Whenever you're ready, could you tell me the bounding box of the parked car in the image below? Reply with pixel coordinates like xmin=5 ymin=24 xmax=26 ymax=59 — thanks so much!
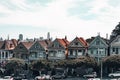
xmin=1 ymin=76 xmax=14 ymax=80
xmin=88 ymin=78 xmax=100 ymax=80
xmin=83 ymin=72 xmax=97 ymax=78
xmin=35 ymin=74 xmax=52 ymax=80
xmin=51 ymin=68 xmax=67 ymax=79
xmin=108 ymin=71 xmax=120 ymax=78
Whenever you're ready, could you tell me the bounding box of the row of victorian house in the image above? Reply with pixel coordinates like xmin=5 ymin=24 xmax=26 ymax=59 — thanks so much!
xmin=0 ymin=35 xmax=120 ymax=64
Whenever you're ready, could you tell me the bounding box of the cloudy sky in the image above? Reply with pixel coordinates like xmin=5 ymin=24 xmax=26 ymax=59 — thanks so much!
xmin=0 ymin=0 xmax=120 ymax=40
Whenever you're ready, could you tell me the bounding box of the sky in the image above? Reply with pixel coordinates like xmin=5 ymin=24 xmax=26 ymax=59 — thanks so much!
xmin=0 ymin=0 xmax=120 ymax=41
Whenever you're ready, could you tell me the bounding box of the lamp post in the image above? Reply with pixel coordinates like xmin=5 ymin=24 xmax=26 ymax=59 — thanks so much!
xmin=100 ymin=58 xmax=103 ymax=79
xmin=98 ymin=48 xmax=103 ymax=79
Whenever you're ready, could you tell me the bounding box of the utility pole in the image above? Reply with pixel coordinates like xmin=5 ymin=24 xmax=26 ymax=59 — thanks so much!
xmin=98 ymin=48 xmax=103 ymax=79
xmin=101 ymin=58 xmax=103 ymax=79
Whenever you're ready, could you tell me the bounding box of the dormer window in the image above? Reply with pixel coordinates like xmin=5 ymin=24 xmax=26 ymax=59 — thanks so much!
xmin=52 ymin=44 xmax=54 ymax=47
xmin=10 ymin=44 xmax=13 ymax=48
xmin=35 ymin=44 xmax=39 ymax=48
xmin=59 ymin=44 xmax=62 ymax=47
xmin=19 ymin=46 xmax=23 ymax=49
xmin=75 ymin=42 xmax=78 ymax=45
xmin=96 ymin=40 xmax=100 ymax=45
xmin=118 ymin=38 xmax=120 ymax=42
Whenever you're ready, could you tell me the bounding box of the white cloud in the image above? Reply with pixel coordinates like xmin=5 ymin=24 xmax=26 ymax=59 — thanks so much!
xmin=0 ymin=0 xmax=119 ymax=40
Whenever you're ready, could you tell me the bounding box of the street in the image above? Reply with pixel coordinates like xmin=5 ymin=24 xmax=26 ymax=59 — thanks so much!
xmin=51 ymin=77 xmax=120 ymax=80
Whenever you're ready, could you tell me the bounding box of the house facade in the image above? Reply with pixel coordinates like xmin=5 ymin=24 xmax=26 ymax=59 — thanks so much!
xmin=48 ymin=38 xmax=69 ymax=61
xmin=68 ymin=37 xmax=88 ymax=59
xmin=87 ymin=35 xmax=109 ymax=63
xmin=29 ymin=40 xmax=51 ymax=61
xmin=110 ymin=35 xmax=120 ymax=55
xmin=13 ymin=41 xmax=34 ymax=62
xmin=0 ymin=39 xmax=17 ymax=63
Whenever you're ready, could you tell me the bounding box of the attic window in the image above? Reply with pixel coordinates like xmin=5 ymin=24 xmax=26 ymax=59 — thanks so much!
xmin=96 ymin=40 xmax=100 ymax=45
xmin=19 ymin=46 xmax=23 ymax=49
xmin=35 ymin=45 xmax=39 ymax=48
xmin=118 ymin=38 xmax=120 ymax=42
xmin=59 ymin=44 xmax=62 ymax=47
xmin=75 ymin=42 xmax=78 ymax=45
xmin=10 ymin=44 xmax=13 ymax=48
xmin=52 ymin=44 xmax=54 ymax=47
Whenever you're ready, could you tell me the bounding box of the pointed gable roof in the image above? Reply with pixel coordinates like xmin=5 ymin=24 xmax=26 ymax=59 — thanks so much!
xmin=48 ymin=38 xmax=69 ymax=49
xmin=22 ymin=42 xmax=34 ymax=50
xmin=1 ymin=39 xmax=18 ymax=50
xmin=57 ymin=38 xmax=69 ymax=48
xmin=0 ymin=41 xmax=4 ymax=49
xmin=110 ymin=35 xmax=120 ymax=47
xmin=38 ymin=40 xmax=51 ymax=50
xmin=88 ymin=35 xmax=108 ymax=48
xmin=77 ymin=37 xmax=88 ymax=47
xmin=68 ymin=37 xmax=88 ymax=48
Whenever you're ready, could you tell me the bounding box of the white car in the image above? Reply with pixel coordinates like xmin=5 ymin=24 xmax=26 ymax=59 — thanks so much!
xmin=83 ymin=72 xmax=97 ymax=78
xmin=108 ymin=71 xmax=120 ymax=78
xmin=0 ymin=76 xmax=14 ymax=80
xmin=88 ymin=78 xmax=100 ymax=80
xmin=35 ymin=74 xmax=52 ymax=80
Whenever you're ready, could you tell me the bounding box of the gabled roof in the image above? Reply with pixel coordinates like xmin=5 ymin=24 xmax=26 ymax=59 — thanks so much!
xmin=110 ymin=35 xmax=120 ymax=47
xmin=38 ymin=40 xmax=51 ymax=50
xmin=21 ymin=42 xmax=34 ymax=50
xmin=77 ymin=37 xmax=88 ymax=47
xmin=88 ymin=35 xmax=108 ymax=47
xmin=86 ymin=36 xmax=109 ymax=45
xmin=68 ymin=37 xmax=88 ymax=47
xmin=0 ymin=39 xmax=18 ymax=50
xmin=57 ymin=38 xmax=69 ymax=48
xmin=86 ymin=37 xmax=95 ymax=44
xmin=48 ymin=38 xmax=69 ymax=49
xmin=0 ymin=41 xmax=4 ymax=49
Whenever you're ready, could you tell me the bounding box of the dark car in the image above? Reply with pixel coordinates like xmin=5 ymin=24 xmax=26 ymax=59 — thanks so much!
xmin=51 ymin=68 xmax=67 ymax=79
xmin=12 ymin=74 xmax=26 ymax=80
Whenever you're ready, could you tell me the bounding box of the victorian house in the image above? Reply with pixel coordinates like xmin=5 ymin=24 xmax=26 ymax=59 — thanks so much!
xmin=87 ymin=35 xmax=109 ymax=63
xmin=29 ymin=40 xmax=51 ymax=61
xmin=48 ymin=38 xmax=69 ymax=61
xmin=13 ymin=41 xmax=34 ymax=62
xmin=0 ymin=39 xmax=17 ymax=63
xmin=68 ymin=37 xmax=88 ymax=59
xmin=110 ymin=35 xmax=120 ymax=55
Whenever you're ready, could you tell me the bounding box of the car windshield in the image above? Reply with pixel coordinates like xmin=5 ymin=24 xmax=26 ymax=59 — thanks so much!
xmin=115 ymin=71 xmax=120 ymax=73
xmin=4 ymin=76 xmax=11 ymax=79
xmin=55 ymin=68 xmax=64 ymax=73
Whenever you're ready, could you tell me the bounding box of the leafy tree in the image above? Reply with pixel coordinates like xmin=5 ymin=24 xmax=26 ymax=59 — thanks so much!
xmin=74 ymin=56 xmax=97 ymax=68
xmin=5 ymin=58 xmax=25 ymax=75
xmin=31 ymin=60 xmax=44 ymax=71
xmin=54 ymin=56 xmax=97 ymax=68
xmin=110 ymin=22 xmax=120 ymax=40
xmin=103 ymin=55 xmax=120 ymax=68
xmin=103 ymin=54 xmax=120 ymax=73
xmin=31 ymin=59 xmax=52 ymax=70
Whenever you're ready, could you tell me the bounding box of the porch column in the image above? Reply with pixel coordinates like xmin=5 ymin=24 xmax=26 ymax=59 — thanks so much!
xmin=4 ymin=51 xmax=6 ymax=59
xmin=0 ymin=51 xmax=2 ymax=63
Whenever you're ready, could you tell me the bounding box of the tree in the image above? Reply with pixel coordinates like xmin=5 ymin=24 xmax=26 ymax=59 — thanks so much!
xmin=54 ymin=56 xmax=97 ymax=69
xmin=74 ymin=56 xmax=97 ymax=68
xmin=103 ymin=55 xmax=120 ymax=72
xmin=31 ymin=59 xmax=53 ymax=70
xmin=5 ymin=58 xmax=25 ymax=75
xmin=110 ymin=22 xmax=120 ymax=40
xmin=31 ymin=60 xmax=44 ymax=71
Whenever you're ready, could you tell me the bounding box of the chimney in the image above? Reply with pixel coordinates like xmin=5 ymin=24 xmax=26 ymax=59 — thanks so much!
xmin=47 ymin=32 xmax=50 ymax=40
xmin=65 ymin=35 xmax=67 ymax=40
xmin=106 ymin=33 xmax=108 ymax=39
